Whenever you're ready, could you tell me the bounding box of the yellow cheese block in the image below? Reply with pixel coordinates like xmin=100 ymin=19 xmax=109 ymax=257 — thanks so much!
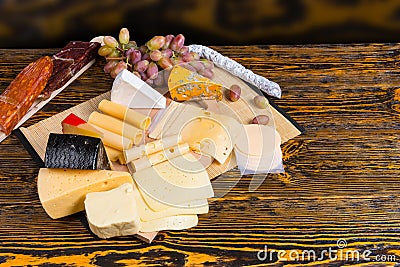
xmin=168 ymin=65 xmax=222 ymax=101
xmin=84 ymin=183 xmax=141 ymax=239
xmin=104 ymin=146 xmax=123 ymax=162
xmin=37 ymin=168 xmax=133 ymax=219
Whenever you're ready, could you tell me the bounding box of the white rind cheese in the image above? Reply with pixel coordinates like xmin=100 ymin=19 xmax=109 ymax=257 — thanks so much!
xmin=111 ymin=69 xmax=166 ymax=109
xmin=84 ymin=183 xmax=141 ymax=239
xmin=37 ymin=168 xmax=133 ymax=219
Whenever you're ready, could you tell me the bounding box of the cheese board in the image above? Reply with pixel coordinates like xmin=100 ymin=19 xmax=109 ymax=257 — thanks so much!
xmin=4 ymin=29 xmax=305 ymax=243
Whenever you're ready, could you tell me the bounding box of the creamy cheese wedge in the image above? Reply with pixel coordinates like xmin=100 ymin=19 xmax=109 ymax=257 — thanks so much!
xmin=84 ymin=183 xmax=141 ymax=239
xmin=37 ymin=168 xmax=133 ymax=219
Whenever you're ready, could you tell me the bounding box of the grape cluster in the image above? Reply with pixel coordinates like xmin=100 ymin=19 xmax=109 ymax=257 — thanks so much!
xmin=98 ymin=28 xmax=214 ymax=86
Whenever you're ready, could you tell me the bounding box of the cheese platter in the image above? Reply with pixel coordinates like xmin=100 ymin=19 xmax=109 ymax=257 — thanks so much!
xmin=1 ymin=27 xmax=304 ymax=243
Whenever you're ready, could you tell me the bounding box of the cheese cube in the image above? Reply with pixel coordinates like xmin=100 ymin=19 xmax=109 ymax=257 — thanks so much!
xmin=84 ymin=183 xmax=141 ymax=239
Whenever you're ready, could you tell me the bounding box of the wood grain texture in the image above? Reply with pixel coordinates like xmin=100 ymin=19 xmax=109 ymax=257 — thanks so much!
xmin=1 ymin=44 xmax=400 ymax=266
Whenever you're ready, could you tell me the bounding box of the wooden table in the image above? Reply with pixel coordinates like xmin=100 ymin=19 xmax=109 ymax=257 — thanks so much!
xmin=1 ymin=44 xmax=400 ymax=266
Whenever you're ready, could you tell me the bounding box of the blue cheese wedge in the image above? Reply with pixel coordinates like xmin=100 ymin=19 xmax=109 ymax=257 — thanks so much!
xmin=84 ymin=183 xmax=141 ymax=239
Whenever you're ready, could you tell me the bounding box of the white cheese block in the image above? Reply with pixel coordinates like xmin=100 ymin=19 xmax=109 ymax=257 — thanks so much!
xmin=140 ymin=215 xmax=198 ymax=233
xmin=131 ymin=180 xmax=209 ymax=222
xmin=84 ymin=183 xmax=141 ymax=239
xmin=132 ymin=152 xmax=213 ymax=211
xmin=111 ymin=69 xmax=166 ymax=109
xmin=37 ymin=168 xmax=133 ymax=219
xmin=234 ymin=124 xmax=284 ymax=174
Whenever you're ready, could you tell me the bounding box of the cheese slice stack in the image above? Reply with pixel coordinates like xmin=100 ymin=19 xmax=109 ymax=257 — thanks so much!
xmin=234 ymin=124 xmax=284 ymax=175
xmin=149 ymin=101 xmax=241 ymax=164
xmin=168 ymin=65 xmax=223 ymax=101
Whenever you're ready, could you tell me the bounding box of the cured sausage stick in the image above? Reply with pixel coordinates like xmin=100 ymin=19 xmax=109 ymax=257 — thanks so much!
xmin=0 ymin=56 xmax=53 ymax=135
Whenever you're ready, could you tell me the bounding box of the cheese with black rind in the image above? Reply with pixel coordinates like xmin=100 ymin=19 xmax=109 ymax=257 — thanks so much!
xmin=44 ymin=133 xmax=110 ymax=170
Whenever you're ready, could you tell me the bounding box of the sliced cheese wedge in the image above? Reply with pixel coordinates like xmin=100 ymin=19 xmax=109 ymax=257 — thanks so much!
xmin=37 ymin=168 xmax=133 ymax=219
xmin=131 ymin=181 xmax=209 ymax=222
xmin=84 ymin=183 xmax=141 ymax=239
xmin=132 ymin=153 xmax=213 ymax=211
xmin=140 ymin=215 xmax=198 ymax=233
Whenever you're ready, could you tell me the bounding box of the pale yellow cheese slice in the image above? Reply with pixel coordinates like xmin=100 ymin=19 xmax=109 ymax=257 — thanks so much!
xmin=84 ymin=183 xmax=141 ymax=239
xmin=131 ymin=181 xmax=209 ymax=222
xmin=132 ymin=153 xmax=213 ymax=211
xmin=37 ymin=168 xmax=133 ymax=219
xmin=148 ymin=101 xmax=241 ymax=164
xmin=140 ymin=215 xmax=198 ymax=233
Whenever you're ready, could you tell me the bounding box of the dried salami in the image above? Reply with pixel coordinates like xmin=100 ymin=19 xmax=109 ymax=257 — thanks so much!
xmin=0 ymin=56 xmax=53 ymax=135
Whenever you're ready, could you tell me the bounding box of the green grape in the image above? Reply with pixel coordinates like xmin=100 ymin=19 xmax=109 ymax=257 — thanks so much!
xmin=103 ymin=36 xmax=119 ymax=48
xmin=146 ymin=36 xmax=166 ymax=51
xmin=119 ymin=28 xmax=130 ymax=44
xmin=107 ymin=49 xmax=122 ymax=59
xmin=98 ymin=46 xmax=113 ymax=57
xmin=125 ymin=41 xmax=137 ymax=50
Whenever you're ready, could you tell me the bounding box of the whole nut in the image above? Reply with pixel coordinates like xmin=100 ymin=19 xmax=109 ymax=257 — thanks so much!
xmin=251 ymin=115 xmax=269 ymax=125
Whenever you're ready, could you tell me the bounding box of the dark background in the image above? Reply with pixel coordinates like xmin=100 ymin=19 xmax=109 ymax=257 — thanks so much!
xmin=1 ymin=0 xmax=400 ymax=48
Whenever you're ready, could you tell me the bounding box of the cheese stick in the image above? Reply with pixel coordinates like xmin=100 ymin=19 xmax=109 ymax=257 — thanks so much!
xmin=123 ymin=134 xmax=181 ymax=163
xmin=98 ymin=99 xmax=151 ymax=130
xmin=89 ymin=123 xmax=133 ymax=151
xmin=104 ymin=146 xmax=123 ymax=162
xmin=128 ymin=143 xmax=189 ymax=172
xmin=89 ymin=112 xmax=143 ymax=145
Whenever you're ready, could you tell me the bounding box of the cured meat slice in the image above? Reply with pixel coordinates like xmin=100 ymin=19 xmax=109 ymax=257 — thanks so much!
xmin=41 ymin=41 xmax=100 ymax=98
xmin=0 ymin=56 xmax=53 ymax=135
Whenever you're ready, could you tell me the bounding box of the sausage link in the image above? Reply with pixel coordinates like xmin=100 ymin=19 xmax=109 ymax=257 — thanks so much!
xmin=0 ymin=56 xmax=53 ymax=134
